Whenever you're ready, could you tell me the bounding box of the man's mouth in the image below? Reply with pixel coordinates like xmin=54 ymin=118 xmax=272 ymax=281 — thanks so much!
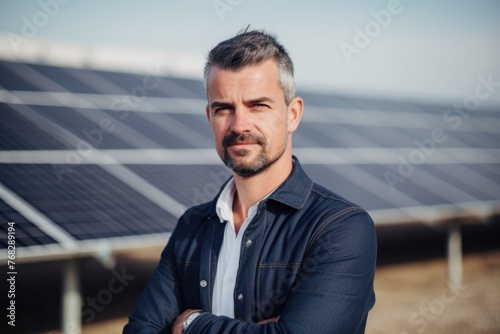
xmin=229 ymin=141 xmax=257 ymax=146
xmin=223 ymin=132 xmax=263 ymax=148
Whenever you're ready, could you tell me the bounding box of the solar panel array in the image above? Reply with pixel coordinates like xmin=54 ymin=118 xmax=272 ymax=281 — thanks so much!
xmin=1 ymin=59 xmax=499 ymax=262
xmin=0 ymin=198 xmax=56 ymax=247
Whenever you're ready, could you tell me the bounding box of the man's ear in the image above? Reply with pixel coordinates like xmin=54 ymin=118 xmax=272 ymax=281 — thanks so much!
xmin=287 ymin=97 xmax=304 ymax=133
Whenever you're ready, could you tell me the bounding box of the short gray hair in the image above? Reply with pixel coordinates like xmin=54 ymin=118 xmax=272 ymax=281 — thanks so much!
xmin=204 ymin=29 xmax=296 ymax=105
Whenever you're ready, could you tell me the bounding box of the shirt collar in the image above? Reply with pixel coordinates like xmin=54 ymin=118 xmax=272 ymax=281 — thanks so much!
xmin=215 ymin=178 xmax=276 ymax=223
xmin=215 ymin=178 xmax=235 ymax=223
xmin=209 ymin=156 xmax=314 ymax=216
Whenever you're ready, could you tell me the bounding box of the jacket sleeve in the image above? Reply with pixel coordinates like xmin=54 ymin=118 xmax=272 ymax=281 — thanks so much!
xmin=123 ymin=225 xmax=183 ymax=334
xmin=187 ymin=209 xmax=377 ymax=334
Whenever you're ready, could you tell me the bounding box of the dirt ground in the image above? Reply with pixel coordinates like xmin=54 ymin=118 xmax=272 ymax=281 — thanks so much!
xmin=8 ymin=222 xmax=500 ymax=334
xmin=367 ymin=251 xmax=500 ymax=334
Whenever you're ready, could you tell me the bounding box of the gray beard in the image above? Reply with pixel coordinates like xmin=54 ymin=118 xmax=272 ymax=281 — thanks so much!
xmin=223 ymin=143 xmax=287 ymax=178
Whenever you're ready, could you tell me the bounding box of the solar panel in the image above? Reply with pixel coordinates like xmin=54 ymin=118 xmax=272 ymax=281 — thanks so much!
xmin=301 ymin=164 xmax=396 ymax=210
xmin=0 ymin=164 xmax=177 ymax=241
xmin=27 ymin=64 xmax=102 ymax=94
xmin=102 ymin=110 xmax=196 ymax=148
xmin=1 ymin=46 xmax=498 ymax=334
xmin=127 ymin=164 xmax=231 ymax=207
xmin=11 ymin=61 xmax=206 ymax=98
xmin=32 ymin=106 xmax=136 ymax=149
xmin=0 ymin=61 xmax=42 ymax=91
xmin=0 ymin=57 xmax=500 ymax=227
xmin=0 ymin=104 xmax=68 ymax=150
xmin=0 ymin=199 xmax=57 ymax=248
xmin=419 ymin=164 xmax=500 ymax=201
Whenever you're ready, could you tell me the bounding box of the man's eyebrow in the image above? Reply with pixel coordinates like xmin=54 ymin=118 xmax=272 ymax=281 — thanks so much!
xmin=209 ymin=97 xmax=275 ymax=109
xmin=246 ymin=97 xmax=275 ymax=105
xmin=210 ymin=101 xmax=233 ymax=109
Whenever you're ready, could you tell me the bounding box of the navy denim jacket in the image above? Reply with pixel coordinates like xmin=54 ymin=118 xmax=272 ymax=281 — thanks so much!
xmin=124 ymin=158 xmax=377 ymax=333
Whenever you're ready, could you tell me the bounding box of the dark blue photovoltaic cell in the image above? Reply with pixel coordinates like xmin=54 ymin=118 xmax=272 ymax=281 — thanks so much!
xmin=300 ymin=91 xmax=416 ymax=112
xmin=146 ymin=75 xmax=205 ymax=99
xmin=91 ymin=70 xmax=154 ymax=95
xmin=32 ymin=106 xmax=135 ymax=149
xmin=457 ymin=164 xmax=500 ymax=187
xmin=28 ymin=64 xmax=102 ymax=94
xmin=127 ymin=164 xmax=231 ymax=207
xmin=101 ymin=110 xmax=214 ymax=149
xmin=301 ymin=164 xmax=398 ymax=211
xmin=295 ymin=123 xmax=500 ymax=149
xmin=0 ymin=103 xmax=68 ymax=150
xmin=442 ymin=131 xmax=500 ymax=148
xmin=169 ymin=77 xmax=205 ymax=98
xmin=376 ymin=127 xmax=500 ymax=149
xmin=88 ymin=69 xmax=203 ymax=98
xmin=301 ymin=91 xmax=367 ymax=109
xmin=0 ymin=61 xmax=41 ymax=91
xmin=295 ymin=123 xmax=368 ymax=148
xmin=1 ymin=60 xmax=205 ymax=98
xmin=417 ymin=164 xmax=500 ymax=201
xmin=102 ymin=110 xmax=185 ymax=148
xmin=0 ymin=164 xmax=177 ymax=241
xmin=353 ymin=164 xmax=500 ymax=206
xmin=167 ymin=114 xmax=214 ymax=142
xmin=0 ymin=199 xmax=57 ymax=248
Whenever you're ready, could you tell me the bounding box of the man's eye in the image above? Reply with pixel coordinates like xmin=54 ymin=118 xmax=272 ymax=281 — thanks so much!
xmin=215 ymin=107 xmax=230 ymax=113
xmin=253 ymin=104 xmax=268 ymax=109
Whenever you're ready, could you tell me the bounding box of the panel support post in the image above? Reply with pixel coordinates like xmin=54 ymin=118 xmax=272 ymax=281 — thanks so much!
xmin=447 ymin=219 xmax=462 ymax=288
xmin=62 ymin=258 xmax=82 ymax=334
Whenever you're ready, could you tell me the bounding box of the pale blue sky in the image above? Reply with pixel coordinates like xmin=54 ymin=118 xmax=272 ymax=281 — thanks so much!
xmin=1 ymin=0 xmax=499 ymax=106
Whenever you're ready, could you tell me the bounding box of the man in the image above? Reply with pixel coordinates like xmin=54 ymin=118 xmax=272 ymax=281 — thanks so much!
xmin=124 ymin=29 xmax=376 ymax=334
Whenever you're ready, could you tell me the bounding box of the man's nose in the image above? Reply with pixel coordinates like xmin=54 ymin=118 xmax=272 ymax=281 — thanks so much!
xmin=230 ymin=108 xmax=252 ymax=134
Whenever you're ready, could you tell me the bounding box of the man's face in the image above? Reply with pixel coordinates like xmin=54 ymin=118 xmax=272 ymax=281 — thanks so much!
xmin=206 ymin=60 xmax=297 ymax=177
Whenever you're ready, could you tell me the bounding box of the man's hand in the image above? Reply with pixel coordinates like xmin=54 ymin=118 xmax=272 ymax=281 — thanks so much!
xmin=172 ymin=310 xmax=279 ymax=333
xmin=258 ymin=316 xmax=280 ymax=324
xmin=172 ymin=309 xmax=202 ymax=334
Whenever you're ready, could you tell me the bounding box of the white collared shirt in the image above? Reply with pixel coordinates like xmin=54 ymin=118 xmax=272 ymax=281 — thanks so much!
xmin=212 ymin=178 xmax=273 ymax=318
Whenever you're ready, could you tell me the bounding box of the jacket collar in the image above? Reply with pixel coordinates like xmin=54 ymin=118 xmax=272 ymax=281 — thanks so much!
xmin=267 ymin=156 xmax=314 ymax=209
xmin=204 ymin=156 xmax=313 ymax=217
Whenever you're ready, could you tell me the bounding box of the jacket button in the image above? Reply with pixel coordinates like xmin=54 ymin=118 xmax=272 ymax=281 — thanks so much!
xmin=245 ymin=239 xmax=252 ymax=247
xmin=200 ymin=280 xmax=207 ymax=287
xmin=237 ymin=293 xmax=243 ymax=301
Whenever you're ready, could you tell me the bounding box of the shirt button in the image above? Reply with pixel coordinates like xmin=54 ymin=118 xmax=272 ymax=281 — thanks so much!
xmin=200 ymin=280 xmax=207 ymax=288
xmin=246 ymin=239 xmax=252 ymax=247
xmin=237 ymin=293 xmax=243 ymax=301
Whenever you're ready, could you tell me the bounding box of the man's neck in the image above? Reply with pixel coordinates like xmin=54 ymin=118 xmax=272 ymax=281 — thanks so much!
xmin=231 ymin=155 xmax=293 ymax=232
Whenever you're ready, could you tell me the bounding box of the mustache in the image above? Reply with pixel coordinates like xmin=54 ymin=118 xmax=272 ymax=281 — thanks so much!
xmin=222 ymin=132 xmax=265 ymax=148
